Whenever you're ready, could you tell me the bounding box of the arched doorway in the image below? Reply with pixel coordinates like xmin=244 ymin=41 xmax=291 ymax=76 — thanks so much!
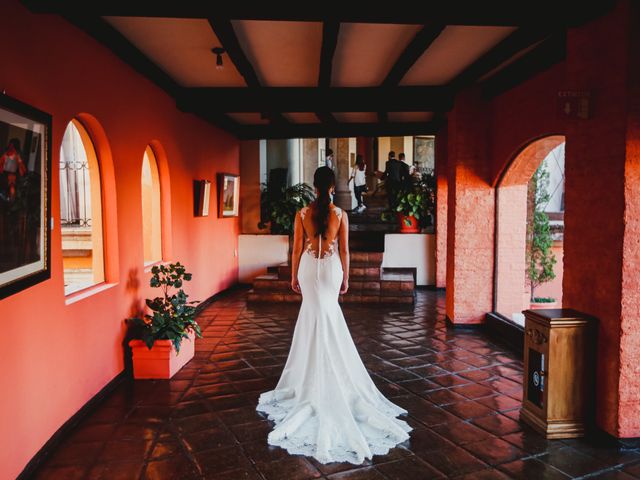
xmin=494 ymin=135 xmax=565 ymax=325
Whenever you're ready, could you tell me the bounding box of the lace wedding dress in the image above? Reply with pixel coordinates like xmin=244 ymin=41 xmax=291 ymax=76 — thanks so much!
xmin=257 ymin=206 xmax=411 ymax=465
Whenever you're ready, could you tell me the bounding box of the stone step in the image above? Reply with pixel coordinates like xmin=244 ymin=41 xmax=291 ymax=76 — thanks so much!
xmin=247 ymin=290 xmax=414 ymax=305
xmin=350 ymin=251 xmax=384 ymax=264
xmin=252 ymin=272 xmax=414 ymax=297
xmin=272 ymin=257 xmax=383 ymax=280
xmin=273 ymin=264 xmax=382 ymax=280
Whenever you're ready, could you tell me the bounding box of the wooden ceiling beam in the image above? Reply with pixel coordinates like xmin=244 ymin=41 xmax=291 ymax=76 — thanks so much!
xmin=481 ymin=32 xmax=566 ymax=98
xmin=377 ymin=23 xmax=445 ymax=124
xmin=57 ymin=13 xmax=241 ymax=135
xmin=207 ymin=18 xmax=287 ymax=125
xmin=23 ymin=1 xmax=617 ymax=28
xmin=178 ymin=86 xmax=453 ymax=113
xmin=382 ymin=24 xmax=445 ymax=86
xmin=448 ymin=26 xmax=556 ymax=91
xmin=318 ymin=21 xmax=340 ymax=88
xmin=207 ymin=18 xmax=259 ymax=87
xmin=233 ymin=119 xmax=445 ymax=140
xmin=315 ymin=112 xmax=338 ymax=124
xmin=316 ymin=21 xmax=341 ymax=127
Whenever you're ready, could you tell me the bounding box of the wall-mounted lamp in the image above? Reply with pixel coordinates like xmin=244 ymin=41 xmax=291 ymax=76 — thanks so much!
xmin=212 ymin=47 xmax=226 ymax=71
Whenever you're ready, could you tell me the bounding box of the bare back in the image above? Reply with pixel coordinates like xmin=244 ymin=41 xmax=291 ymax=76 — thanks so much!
xmin=290 ymin=201 xmax=350 ymax=294
xmin=299 ymin=204 xmax=343 ymax=258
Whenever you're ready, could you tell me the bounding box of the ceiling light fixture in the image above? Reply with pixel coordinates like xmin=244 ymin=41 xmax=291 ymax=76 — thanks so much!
xmin=212 ymin=47 xmax=225 ymax=71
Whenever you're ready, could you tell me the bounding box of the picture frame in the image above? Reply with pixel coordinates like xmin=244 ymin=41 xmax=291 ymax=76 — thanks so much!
xmin=218 ymin=173 xmax=239 ymax=218
xmin=193 ymin=179 xmax=211 ymax=217
xmin=0 ymin=94 xmax=52 ymax=299
xmin=413 ymin=136 xmax=435 ymax=174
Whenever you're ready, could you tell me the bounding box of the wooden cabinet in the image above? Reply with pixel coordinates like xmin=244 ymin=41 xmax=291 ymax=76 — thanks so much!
xmin=521 ymin=309 xmax=596 ymax=439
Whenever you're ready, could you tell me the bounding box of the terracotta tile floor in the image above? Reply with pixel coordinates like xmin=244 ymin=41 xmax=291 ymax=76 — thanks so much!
xmin=33 ymin=290 xmax=640 ymax=479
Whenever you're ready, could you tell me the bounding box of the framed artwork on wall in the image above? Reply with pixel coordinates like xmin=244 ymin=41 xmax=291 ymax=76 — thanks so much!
xmin=413 ymin=136 xmax=435 ymax=174
xmin=0 ymin=94 xmax=52 ymax=299
xmin=193 ymin=179 xmax=211 ymax=217
xmin=218 ymin=173 xmax=239 ymax=217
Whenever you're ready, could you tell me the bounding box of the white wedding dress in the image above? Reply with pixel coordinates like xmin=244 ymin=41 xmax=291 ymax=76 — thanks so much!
xmin=257 ymin=206 xmax=411 ymax=465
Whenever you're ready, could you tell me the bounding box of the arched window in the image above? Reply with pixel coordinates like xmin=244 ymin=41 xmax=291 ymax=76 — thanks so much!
xmin=141 ymin=146 xmax=162 ymax=265
xmin=494 ymin=135 xmax=565 ymax=325
xmin=59 ymin=120 xmax=104 ymax=294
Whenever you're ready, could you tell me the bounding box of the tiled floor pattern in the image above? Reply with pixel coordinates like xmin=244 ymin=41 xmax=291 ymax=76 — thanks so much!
xmin=33 ymin=290 xmax=640 ymax=479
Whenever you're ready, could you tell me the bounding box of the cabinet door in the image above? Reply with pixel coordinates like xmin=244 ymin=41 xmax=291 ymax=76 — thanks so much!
xmin=524 ymin=323 xmax=550 ymax=416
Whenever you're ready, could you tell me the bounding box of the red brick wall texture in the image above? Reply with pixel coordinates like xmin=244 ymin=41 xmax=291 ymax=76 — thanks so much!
xmin=440 ymin=0 xmax=640 ymax=438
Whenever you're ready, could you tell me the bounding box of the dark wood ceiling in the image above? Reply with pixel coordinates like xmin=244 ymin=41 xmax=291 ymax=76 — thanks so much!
xmin=23 ymin=1 xmax=616 ymax=139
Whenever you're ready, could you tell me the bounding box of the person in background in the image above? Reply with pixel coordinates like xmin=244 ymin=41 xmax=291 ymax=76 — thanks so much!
xmin=349 ymin=154 xmax=367 ymax=213
xmin=383 ymin=151 xmax=409 ymax=209
xmin=398 ymin=153 xmax=415 ymax=187
xmin=409 ymin=161 xmax=420 ymax=178
xmin=0 ymin=138 xmax=27 ymax=201
xmin=325 ymin=148 xmax=335 ymax=170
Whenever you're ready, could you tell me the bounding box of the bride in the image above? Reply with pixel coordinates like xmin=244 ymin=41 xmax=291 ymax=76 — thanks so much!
xmin=256 ymin=166 xmax=412 ymax=465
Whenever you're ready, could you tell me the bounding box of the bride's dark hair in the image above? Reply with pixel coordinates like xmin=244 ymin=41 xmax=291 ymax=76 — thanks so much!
xmin=312 ymin=166 xmax=335 ymax=238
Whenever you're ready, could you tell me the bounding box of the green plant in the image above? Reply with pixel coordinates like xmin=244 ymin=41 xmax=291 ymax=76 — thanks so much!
xmin=381 ymin=175 xmax=435 ymax=227
xmin=532 ymin=297 xmax=556 ymax=303
xmin=128 ymin=263 xmax=201 ymax=352
xmin=527 ymin=163 xmax=557 ymax=301
xmin=258 ymin=182 xmax=315 ymax=234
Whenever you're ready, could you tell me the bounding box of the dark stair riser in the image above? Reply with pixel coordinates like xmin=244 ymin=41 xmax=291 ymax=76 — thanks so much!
xmin=253 ymin=279 xmax=415 ymax=297
xmin=276 ymin=265 xmax=382 ymax=281
xmin=247 ymin=292 xmax=414 ymax=305
xmin=269 ymin=252 xmax=383 ymax=267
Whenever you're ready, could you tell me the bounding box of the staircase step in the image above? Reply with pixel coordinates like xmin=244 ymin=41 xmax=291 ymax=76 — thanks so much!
xmin=253 ymin=274 xmax=288 ymax=292
xmin=380 ymin=272 xmax=415 ymax=296
xmin=247 ymin=290 xmax=414 ymax=305
xmin=350 ymin=251 xmax=383 ymax=264
xmin=253 ymin=272 xmax=414 ymax=297
xmin=274 ymin=260 xmax=382 ymax=280
xmin=350 ymin=265 xmax=382 ymax=279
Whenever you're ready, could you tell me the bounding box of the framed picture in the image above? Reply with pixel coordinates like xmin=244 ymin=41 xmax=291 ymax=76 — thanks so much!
xmin=218 ymin=173 xmax=239 ymax=217
xmin=413 ymin=136 xmax=435 ymax=174
xmin=0 ymin=94 xmax=51 ymax=299
xmin=193 ymin=179 xmax=211 ymax=217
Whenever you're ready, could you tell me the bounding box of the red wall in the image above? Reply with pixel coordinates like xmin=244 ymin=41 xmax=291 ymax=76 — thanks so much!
xmin=489 ymin=62 xmax=566 ymax=185
xmin=434 ymin=128 xmax=447 ymax=289
xmin=0 ymin=2 xmax=240 ymax=478
xmin=562 ymin=0 xmax=638 ymax=437
xmin=445 ymin=89 xmax=494 ymax=324
xmin=444 ymin=0 xmax=639 ymax=438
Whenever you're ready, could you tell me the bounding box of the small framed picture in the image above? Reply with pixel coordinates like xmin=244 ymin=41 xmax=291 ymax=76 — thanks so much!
xmin=0 ymin=94 xmax=52 ymax=299
xmin=193 ymin=179 xmax=211 ymax=217
xmin=218 ymin=173 xmax=239 ymax=217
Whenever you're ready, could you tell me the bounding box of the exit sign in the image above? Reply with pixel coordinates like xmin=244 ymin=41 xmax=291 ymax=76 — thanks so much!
xmin=558 ymin=91 xmax=591 ymax=119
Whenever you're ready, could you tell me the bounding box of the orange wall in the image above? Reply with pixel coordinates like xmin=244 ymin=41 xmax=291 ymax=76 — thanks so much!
xmin=0 ymin=2 xmax=239 ymax=478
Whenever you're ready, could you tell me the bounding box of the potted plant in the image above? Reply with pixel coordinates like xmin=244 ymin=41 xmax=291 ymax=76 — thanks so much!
xmin=258 ymin=182 xmax=315 ymax=235
xmin=381 ymin=174 xmax=435 ymax=233
xmin=527 ymin=164 xmax=557 ymax=309
xmin=530 ymin=296 xmax=558 ymax=309
xmin=127 ymin=263 xmax=201 ymax=379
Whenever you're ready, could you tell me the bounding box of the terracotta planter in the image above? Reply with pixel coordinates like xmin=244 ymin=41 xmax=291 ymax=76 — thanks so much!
xmin=129 ymin=330 xmax=195 ymax=379
xmin=398 ymin=213 xmax=420 ymax=233
xmin=530 ymin=300 xmax=558 ymax=310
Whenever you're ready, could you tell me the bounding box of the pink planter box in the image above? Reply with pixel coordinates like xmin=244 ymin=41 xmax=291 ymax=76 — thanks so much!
xmin=129 ymin=330 xmax=195 ymax=379
xmin=530 ymin=301 xmax=559 ymax=310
